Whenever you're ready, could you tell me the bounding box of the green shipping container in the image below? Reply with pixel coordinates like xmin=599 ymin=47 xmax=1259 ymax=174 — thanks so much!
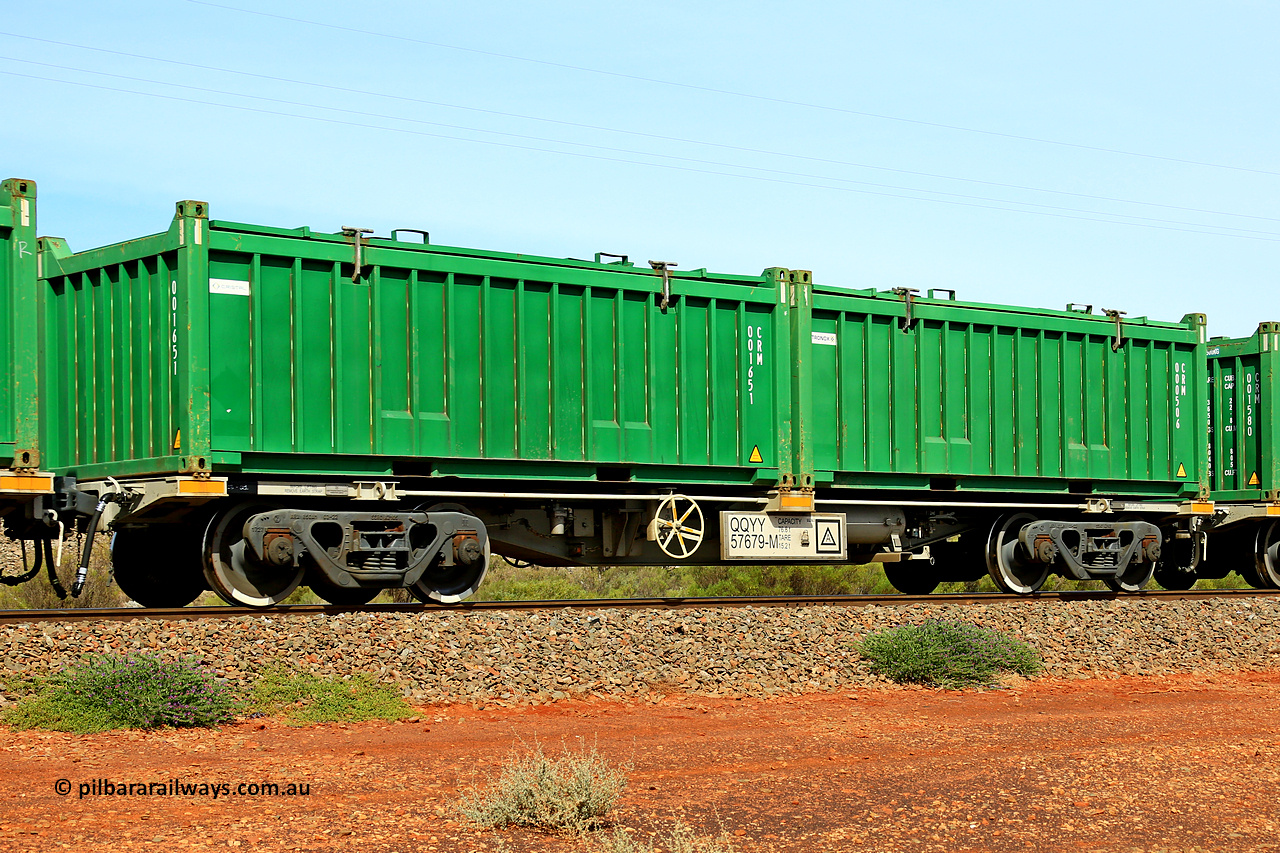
xmin=0 ymin=178 xmax=39 ymax=470
xmin=797 ymin=282 xmax=1208 ymax=498
xmin=38 ymin=202 xmax=794 ymax=487
xmin=1207 ymin=323 xmax=1280 ymax=501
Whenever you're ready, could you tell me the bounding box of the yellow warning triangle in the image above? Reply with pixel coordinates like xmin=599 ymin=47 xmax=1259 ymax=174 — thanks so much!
xmin=173 ymin=430 xmax=181 ymax=451
xmin=1249 ymin=471 xmax=1260 ymax=486
xmin=1176 ymin=463 xmax=1186 ymax=478
xmin=748 ymin=445 xmax=764 ymax=464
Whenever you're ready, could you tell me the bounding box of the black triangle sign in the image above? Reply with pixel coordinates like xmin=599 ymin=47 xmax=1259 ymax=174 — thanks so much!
xmin=820 ymin=526 xmax=837 ymax=546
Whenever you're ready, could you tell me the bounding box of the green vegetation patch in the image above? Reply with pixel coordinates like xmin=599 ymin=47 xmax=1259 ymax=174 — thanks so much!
xmin=460 ymin=741 xmax=628 ymax=833
xmin=859 ymin=619 xmax=1042 ymax=689
xmin=3 ymin=653 xmax=239 ymax=733
xmin=249 ymin=667 xmax=413 ymax=723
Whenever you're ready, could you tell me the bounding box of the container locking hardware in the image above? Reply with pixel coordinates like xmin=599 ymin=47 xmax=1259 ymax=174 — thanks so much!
xmin=649 ymin=260 xmax=677 ymax=312
xmin=341 ymin=226 xmax=374 ymax=282
xmin=390 ymin=229 xmax=429 ymax=244
xmin=892 ymin=287 xmax=919 ymax=332
xmin=1066 ymin=303 xmax=1093 ymax=314
xmin=1103 ymin=309 xmax=1126 ymax=352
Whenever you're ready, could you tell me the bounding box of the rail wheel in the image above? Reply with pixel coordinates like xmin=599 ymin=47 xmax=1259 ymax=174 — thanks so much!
xmin=653 ymin=495 xmax=705 ymax=559
xmin=407 ymin=502 xmax=491 ymax=604
xmin=930 ymin=536 xmax=988 ymax=584
xmin=985 ymin=513 xmax=1048 ymax=595
xmin=883 ymin=562 xmax=938 ymax=595
xmin=111 ymin=525 xmax=207 ymax=608
xmin=203 ymin=503 xmax=304 ymax=608
xmin=1252 ymin=521 xmax=1280 ymax=589
xmin=1104 ymin=560 xmax=1155 ymax=593
xmin=1152 ymin=536 xmax=1197 ymax=591
xmin=305 ymin=568 xmax=380 ymax=605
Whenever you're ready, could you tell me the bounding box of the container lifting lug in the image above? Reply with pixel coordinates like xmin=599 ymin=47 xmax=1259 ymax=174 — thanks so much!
xmin=892 ymin=287 xmax=919 ymax=332
xmin=1103 ymin=308 xmax=1126 ymax=352
xmin=390 ymin=228 xmax=429 ymax=244
xmin=649 ymin=260 xmax=677 ymax=312
xmin=342 ymin=226 xmax=374 ymax=282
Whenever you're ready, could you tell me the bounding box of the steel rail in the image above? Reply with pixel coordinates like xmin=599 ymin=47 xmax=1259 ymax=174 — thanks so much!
xmin=1 ymin=587 xmax=1277 ymax=626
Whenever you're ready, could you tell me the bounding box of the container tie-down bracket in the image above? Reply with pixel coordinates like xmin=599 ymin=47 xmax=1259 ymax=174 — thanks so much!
xmin=1103 ymin=308 xmax=1126 ymax=352
xmin=342 ymin=226 xmax=374 ymax=282
xmin=649 ymin=260 xmax=677 ymax=312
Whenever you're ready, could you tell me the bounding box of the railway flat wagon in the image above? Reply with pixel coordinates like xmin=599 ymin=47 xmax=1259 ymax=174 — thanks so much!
xmin=37 ymin=201 xmax=809 ymax=607
xmin=793 ymin=279 xmax=1211 ymax=594
xmin=0 ymin=179 xmax=55 ymax=542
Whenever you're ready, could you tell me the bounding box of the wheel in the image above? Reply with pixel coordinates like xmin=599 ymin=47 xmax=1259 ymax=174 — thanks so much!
xmin=1153 ymin=565 xmax=1197 ymax=590
xmin=985 ymin=513 xmax=1048 ymax=595
xmin=408 ymin=538 xmax=492 ymax=604
xmin=1104 ymin=560 xmax=1155 ymax=593
xmin=1252 ymin=520 xmax=1280 ymax=589
xmin=1208 ymin=526 xmax=1260 ymax=586
xmin=653 ymin=495 xmax=705 ymax=559
xmin=203 ymin=503 xmax=305 ymax=608
xmin=929 ymin=536 xmax=988 ymax=583
xmin=111 ymin=526 xmax=207 ymax=608
xmin=1152 ymin=536 xmax=1197 ymax=590
xmin=305 ymin=568 xmax=380 ymax=605
xmin=883 ymin=561 xmax=938 ymax=595
xmin=407 ymin=503 xmax=491 ymax=604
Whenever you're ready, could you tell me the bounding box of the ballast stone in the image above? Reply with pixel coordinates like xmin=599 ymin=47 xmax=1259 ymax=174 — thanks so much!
xmin=0 ymin=598 xmax=1278 ymax=707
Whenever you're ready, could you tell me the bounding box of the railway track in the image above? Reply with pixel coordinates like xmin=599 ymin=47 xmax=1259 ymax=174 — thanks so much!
xmin=3 ymin=587 xmax=1278 ymax=625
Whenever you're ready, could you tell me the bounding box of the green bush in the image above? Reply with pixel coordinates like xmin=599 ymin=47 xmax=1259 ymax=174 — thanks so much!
xmin=3 ymin=653 xmax=238 ymax=733
xmin=859 ymin=619 xmax=1042 ymax=689
xmin=460 ymin=740 xmax=628 ymax=833
xmin=249 ymin=667 xmax=413 ymax=723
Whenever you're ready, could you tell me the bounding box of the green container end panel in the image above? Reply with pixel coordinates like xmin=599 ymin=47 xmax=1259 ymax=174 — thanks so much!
xmin=39 ymin=202 xmax=210 ymax=477
xmin=0 ymin=179 xmax=39 ymax=466
xmin=1207 ymin=324 xmax=1280 ymax=500
xmin=39 ymin=204 xmax=792 ymax=485
xmin=806 ymin=288 xmax=1207 ymax=497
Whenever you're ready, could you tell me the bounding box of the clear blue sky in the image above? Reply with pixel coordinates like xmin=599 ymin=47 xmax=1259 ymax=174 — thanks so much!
xmin=3 ymin=1 xmax=1276 ymax=337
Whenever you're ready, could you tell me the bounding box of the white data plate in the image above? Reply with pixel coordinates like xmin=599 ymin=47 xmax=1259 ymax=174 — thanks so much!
xmin=720 ymin=512 xmax=847 ymax=560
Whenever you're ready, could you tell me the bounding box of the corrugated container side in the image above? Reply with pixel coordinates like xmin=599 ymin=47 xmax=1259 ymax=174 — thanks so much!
xmin=804 ymin=286 xmax=1207 ymax=498
xmin=0 ymin=179 xmax=38 ymax=467
xmin=39 ymin=204 xmax=793 ymax=487
xmin=1207 ymin=323 xmax=1280 ymax=500
xmin=39 ymin=202 xmax=210 ymax=478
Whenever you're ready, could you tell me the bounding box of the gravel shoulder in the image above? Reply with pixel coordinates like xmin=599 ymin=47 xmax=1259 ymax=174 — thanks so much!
xmin=2 ymin=596 xmax=1279 ymax=851
xmin=2 ymin=669 xmax=1279 ymax=852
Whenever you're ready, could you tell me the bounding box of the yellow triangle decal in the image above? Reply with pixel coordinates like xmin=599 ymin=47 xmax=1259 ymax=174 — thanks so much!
xmin=1176 ymin=463 xmax=1186 ymax=478
xmin=1249 ymin=471 xmax=1260 ymax=486
xmin=173 ymin=430 xmax=181 ymax=451
xmin=748 ymin=445 xmax=764 ymax=464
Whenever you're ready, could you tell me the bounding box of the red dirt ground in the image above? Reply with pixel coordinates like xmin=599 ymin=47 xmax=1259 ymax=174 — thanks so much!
xmin=3 ymin=671 xmax=1279 ymax=852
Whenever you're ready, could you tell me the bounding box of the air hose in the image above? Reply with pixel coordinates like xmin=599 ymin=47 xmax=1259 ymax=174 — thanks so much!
xmin=0 ymin=539 xmax=43 ymax=586
xmin=71 ymin=492 xmax=123 ymax=598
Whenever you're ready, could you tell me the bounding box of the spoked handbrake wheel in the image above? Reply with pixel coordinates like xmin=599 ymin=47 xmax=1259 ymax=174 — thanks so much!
xmin=203 ymin=503 xmax=305 ymax=608
xmin=985 ymin=513 xmax=1048 ymax=595
xmin=653 ymin=495 xmax=705 ymax=560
